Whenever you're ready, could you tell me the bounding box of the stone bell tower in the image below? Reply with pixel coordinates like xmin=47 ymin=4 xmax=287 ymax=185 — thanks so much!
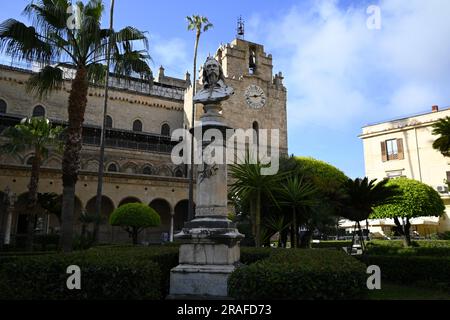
xmin=214 ymin=38 xmax=288 ymax=155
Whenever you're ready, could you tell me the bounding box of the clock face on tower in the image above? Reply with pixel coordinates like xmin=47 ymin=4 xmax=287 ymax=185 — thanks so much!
xmin=245 ymin=85 xmax=266 ymax=109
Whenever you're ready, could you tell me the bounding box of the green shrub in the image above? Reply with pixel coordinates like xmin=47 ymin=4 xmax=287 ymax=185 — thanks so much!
xmin=361 ymin=255 xmax=450 ymax=292
xmin=229 ymin=249 xmax=367 ymax=300
xmin=110 ymin=203 xmax=161 ymax=244
xmin=311 ymin=241 xmax=352 ymax=249
xmin=366 ymin=240 xmax=450 ymax=256
xmin=0 ymin=246 xmax=180 ymax=300
xmin=240 ymin=247 xmax=273 ymax=264
xmin=0 ymin=253 xmax=161 ymax=300
xmin=33 ymin=234 xmax=60 ymax=251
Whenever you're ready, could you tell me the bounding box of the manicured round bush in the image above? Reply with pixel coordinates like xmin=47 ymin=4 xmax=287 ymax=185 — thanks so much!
xmin=110 ymin=203 xmax=161 ymax=244
xmin=372 ymin=178 xmax=445 ymax=219
xmin=110 ymin=203 xmax=160 ymax=227
xmin=293 ymin=157 xmax=348 ymax=193
xmin=229 ymin=249 xmax=367 ymax=300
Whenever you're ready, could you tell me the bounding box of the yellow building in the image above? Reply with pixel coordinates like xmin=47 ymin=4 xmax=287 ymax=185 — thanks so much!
xmin=358 ymin=105 xmax=450 ymax=237
xmin=0 ymin=38 xmax=288 ymax=246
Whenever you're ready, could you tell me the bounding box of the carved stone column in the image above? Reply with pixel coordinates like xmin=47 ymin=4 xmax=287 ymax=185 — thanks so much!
xmin=169 ymin=57 xmax=243 ymax=298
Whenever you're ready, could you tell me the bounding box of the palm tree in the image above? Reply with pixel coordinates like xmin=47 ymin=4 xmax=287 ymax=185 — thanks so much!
xmin=0 ymin=0 xmax=153 ymax=252
xmin=432 ymin=116 xmax=450 ymax=157
xmin=229 ymin=157 xmax=287 ymax=247
xmin=1 ymin=117 xmax=64 ymax=250
xmin=277 ymin=176 xmax=318 ymax=248
xmin=340 ymin=178 xmax=399 ymax=251
xmin=186 ymin=15 xmax=213 ymax=221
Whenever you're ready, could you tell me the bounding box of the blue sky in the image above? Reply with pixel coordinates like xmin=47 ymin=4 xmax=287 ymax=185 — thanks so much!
xmin=1 ymin=0 xmax=450 ymax=178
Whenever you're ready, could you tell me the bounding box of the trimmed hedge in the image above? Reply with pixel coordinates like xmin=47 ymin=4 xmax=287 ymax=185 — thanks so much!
xmin=0 ymin=246 xmax=179 ymax=300
xmin=311 ymin=241 xmax=352 ymax=249
xmin=240 ymin=247 xmax=273 ymax=265
xmin=0 ymin=254 xmax=161 ymax=300
xmin=361 ymin=255 xmax=450 ymax=292
xmin=229 ymin=249 xmax=367 ymax=300
xmin=366 ymin=240 xmax=450 ymax=256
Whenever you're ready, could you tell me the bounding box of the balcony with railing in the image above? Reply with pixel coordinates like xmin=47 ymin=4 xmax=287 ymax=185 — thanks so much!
xmin=0 ymin=114 xmax=177 ymax=154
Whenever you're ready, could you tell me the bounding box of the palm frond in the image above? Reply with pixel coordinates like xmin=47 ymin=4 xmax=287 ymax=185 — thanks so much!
xmin=26 ymin=65 xmax=64 ymax=98
xmin=0 ymin=18 xmax=53 ymax=62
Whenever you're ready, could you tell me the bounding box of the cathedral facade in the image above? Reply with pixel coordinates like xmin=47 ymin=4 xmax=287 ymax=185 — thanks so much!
xmin=0 ymin=38 xmax=288 ymax=244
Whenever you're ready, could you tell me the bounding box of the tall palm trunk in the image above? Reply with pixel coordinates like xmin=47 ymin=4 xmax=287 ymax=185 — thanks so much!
xmin=60 ymin=66 xmax=89 ymax=253
xmin=255 ymin=190 xmax=261 ymax=247
xmin=291 ymin=207 xmax=297 ymax=248
xmin=26 ymin=149 xmax=41 ymax=251
xmin=188 ymin=31 xmax=200 ymax=222
xmin=94 ymin=0 xmax=115 ymax=243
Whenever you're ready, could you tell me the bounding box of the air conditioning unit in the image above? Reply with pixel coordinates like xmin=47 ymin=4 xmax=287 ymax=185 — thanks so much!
xmin=436 ymin=185 xmax=449 ymax=194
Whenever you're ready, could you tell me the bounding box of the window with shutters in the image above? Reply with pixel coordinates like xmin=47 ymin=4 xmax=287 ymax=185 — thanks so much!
xmin=381 ymin=138 xmax=404 ymax=162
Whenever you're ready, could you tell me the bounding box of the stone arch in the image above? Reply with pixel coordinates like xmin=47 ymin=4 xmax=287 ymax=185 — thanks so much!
xmin=24 ymin=154 xmax=35 ymax=166
xmin=174 ymin=166 xmax=185 ymax=178
xmin=142 ymin=164 xmax=154 ymax=175
xmin=161 ymin=122 xmax=171 ymax=136
xmin=149 ymin=198 xmax=172 ymax=242
xmin=157 ymin=165 xmax=173 ymax=177
xmin=174 ymin=200 xmax=190 ymax=231
xmin=0 ymin=98 xmax=8 ymax=114
xmin=0 ymin=153 xmax=22 ymax=166
xmin=85 ymin=195 xmax=115 ymax=243
xmin=43 ymin=156 xmax=62 ymax=169
xmin=84 ymin=159 xmax=99 ymax=172
xmin=32 ymin=104 xmax=46 ymax=118
xmin=105 ymin=115 xmax=113 ymax=129
xmin=132 ymin=119 xmax=143 ymax=132
xmin=122 ymin=162 xmax=138 ymax=174
xmin=118 ymin=197 xmax=141 ymax=207
xmin=107 ymin=162 xmax=119 ymax=173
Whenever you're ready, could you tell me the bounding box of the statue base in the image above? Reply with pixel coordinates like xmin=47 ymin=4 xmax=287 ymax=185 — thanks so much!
xmin=169 ymin=218 xmax=243 ymax=298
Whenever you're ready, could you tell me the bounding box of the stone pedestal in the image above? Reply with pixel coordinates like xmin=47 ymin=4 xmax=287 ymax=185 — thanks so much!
xmin=169 ymin=100 xmax=244 ymax=299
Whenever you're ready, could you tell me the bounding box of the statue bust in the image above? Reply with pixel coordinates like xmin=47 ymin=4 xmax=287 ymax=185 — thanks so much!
xmin=194 ymin=57 xmax=234 ymax=104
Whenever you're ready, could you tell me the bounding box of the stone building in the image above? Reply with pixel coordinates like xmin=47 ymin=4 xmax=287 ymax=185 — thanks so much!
xmin=0 ymin=38 xmax=288 ymax=245
xmin=357 ymin=105 xmax=450 ymax=237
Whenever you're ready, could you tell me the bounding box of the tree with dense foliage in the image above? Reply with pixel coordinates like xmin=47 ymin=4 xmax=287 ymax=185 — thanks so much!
xmin=0 ymin=0 xmax=153 ymax=252
xmin=109 ymin=203 xmax=160 ymax=244
xmin=186 ymin=15 xmax=213 ymax=221
xmin=229 ymin=157 xmax=288 ymax=247
xmin=278 ymin=156 xmax=348 ymax=247
xmin=372 ymin=178 xmax=445 ymax=247
xmin=1 ymin=117 xmax=63 ymax=249
xmin=432 ymin=116 xmax=450 ymax=157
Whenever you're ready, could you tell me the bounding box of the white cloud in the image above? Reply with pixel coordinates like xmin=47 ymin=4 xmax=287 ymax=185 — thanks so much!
xmin=247 ymin=0 xmax=450 ymax=129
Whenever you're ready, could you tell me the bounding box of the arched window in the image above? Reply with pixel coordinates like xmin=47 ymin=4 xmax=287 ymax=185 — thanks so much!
xmin=32 ymin=105 xmax=46 ymax=118
xmin=26 ymin=156 xmax=35 ymax=166
xmin=105 ymin=115 xmax=113 ymax=129
xmin=175 ymin=168 xmax=184 ymax=177
xmin=161 ymin=123 xmax=170 ymax=136
xmin=143 ymin=166 xmax=153 ymax=175
xmin=133 ymin=119 xmax=143 ymax=132
xmin=107 ymin=163 xmax=118 ymax=172
xmin=0 ymin=99 xmax=7 ymax=114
